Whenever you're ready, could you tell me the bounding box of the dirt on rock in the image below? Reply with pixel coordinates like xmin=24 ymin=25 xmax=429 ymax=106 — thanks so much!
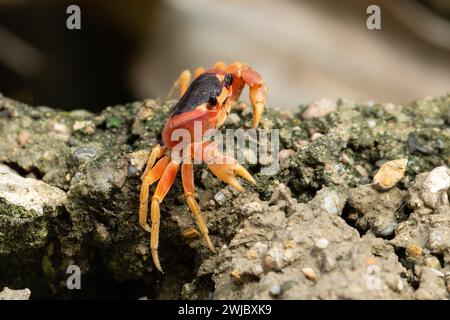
xmin=0 ymin=93 xmax=449 ymax=299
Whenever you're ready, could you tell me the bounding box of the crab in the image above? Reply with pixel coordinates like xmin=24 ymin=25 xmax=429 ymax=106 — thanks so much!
xmin=139 ymin=61 xmax=267 ymax=272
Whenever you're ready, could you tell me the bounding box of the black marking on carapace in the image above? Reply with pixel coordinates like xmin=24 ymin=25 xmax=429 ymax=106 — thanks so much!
xmin=170 ymin=73 xmax=222 ymax=117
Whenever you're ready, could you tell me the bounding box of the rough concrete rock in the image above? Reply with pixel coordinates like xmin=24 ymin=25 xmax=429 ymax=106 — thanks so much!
xmin=347 ymin=184 xmax=407 ymax=237
xmin=0 ymin=164 xmax=67 ymax=255
xmin=197 ymin=185 xmax=413 ymax=299
xmin=0 ymin=94 xmax=449 ymax=299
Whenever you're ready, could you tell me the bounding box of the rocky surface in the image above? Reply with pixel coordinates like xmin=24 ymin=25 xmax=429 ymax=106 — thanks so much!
xmin=0 ymin=93 xmax=449 ymax=299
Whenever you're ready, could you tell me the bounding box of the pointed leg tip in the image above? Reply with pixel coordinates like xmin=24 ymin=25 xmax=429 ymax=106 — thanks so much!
xmin=232 ymin=184 xmax=244 ymax=193
xmin=251 ymin=102 xmax=264 ymax=128
xmin=236 ymin=165 xmax=256 ymax=186
xmin=151 ymin=249 xmax=164 ymax=273
xmin=205 ymin=236 xmax=216 ymax=253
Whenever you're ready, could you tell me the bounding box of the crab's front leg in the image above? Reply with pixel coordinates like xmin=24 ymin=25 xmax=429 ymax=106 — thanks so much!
xmin=139 ymin=145 xmax=167 ymax=232
xmin=181 ymin=161 xmax=215 ymax=252
xmin=227 ymin=62 xmax=267 ymax=128
xmin=180 ymin=142 xmax=255 ymax=252
xmin=149 ymin=159 xmax=180 ymax=273
xmin=199 ymin=141 xmax=256 ymax=191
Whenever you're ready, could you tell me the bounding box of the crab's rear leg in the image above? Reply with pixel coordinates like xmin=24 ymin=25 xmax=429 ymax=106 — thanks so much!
xmin=150 ymin=159 xmax=180 ymax=273
xmin=167 ymin=69 xmax=192 ymax=99
xmin=194 ymin=67 xmax=205 ymax=78
xmin=181 ymin=162 xmax=215 ymax=252
xmin=213 ymin=61 xmax=227 ymax=71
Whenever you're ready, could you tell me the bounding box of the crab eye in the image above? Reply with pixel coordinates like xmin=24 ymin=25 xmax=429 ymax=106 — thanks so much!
xmin=224 ymin=73 xmax=233 ymax=87
xmin=207 ymin=95 xmax=218 ymax=109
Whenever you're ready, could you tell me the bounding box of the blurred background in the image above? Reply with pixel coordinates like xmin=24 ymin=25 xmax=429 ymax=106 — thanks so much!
xmin=0 ymin=0 xmax=449 ymax=112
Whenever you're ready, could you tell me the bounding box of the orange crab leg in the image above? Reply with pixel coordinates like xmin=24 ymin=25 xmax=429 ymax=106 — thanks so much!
xmin=213 ymin=61 xmax=227 ymax=71
xmin=168 ymin=69 xmax=192 ymax=99
xmin=139 ymin=155 xmax=170 ymax=232
xmin=208 ymin=156 xmax=256 ymax=192
xmin=141 ymin=145 xmax=166 ymax=182
xmin=241 ymin=67 xmax=266 ymax=128
xmin=181 ymin=162 xmax=215 ymax=252
xmin=198 ymin=142 xmax=256 ymax=192
xmin=249 ymin=84 xmax=267 ymax=128
xmin=227 ymin=62 xmax=267 ymax=128
xmin=150 ymin=159 xmax=180 ymax=273
xmin=194 ymin=67 xmax=205 ymax=78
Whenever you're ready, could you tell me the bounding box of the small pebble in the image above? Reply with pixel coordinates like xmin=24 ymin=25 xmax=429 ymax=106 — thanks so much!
xmin=17 ymin=130 xmax=30 ymax=145
xmin=340 ymin=154 xmax=353 ymax=165
xmin=246 ymin=249 xmax=258 ymax=259
xmin=302 ymin=267 xmax=318 ymax=281
xmin=73 ymin=120 xmax=95 ymax=134
xmin=241 ymin=202 xmax=262 ymax=216
xmin=214 ymin=190 xmax=230 ymax=205
xmin=50 ymin=122 xmax=71 ymax=141
xmin=229 ymin=269 xmax=241 ymax=281
xmin=73 ymin=146 xmax=97 ymax=163
xmin=321 ymin=190 xmax=341 ymax=215
xmin=310 ymin=132 xmax=323 ymax=141
xmin=406 ymin=244 xmax=423 ymax=258
xmin=278 ymin=149 xmax=295 ymax=162
xmin=42 ymin=150 xmax=56 ymax=162
xmin=269 ymin=285 xmax=282 ymax=297
xmin=424 ymin=166 xmax=450 ymax=193
xmin=264 ymin=255 xmax=273 ymax=268
xmin=0 ymin=287 xmax=31 ymax=300
xmin=302 ymin=99 xmax=336 ymax=120
xmin=51 ymin=122 xmax=70 ymax=134
xmin=373 ymin=158 xmax=407 ymax=191
xmin=367 ymin=119 xmax=376 ymax=128
xmin=355 ymin=165 xmax=369 ymax=177
xmin=315 ymin=238 xmax=329 ymax=249
xmin=284 ymin=240 xmax=296 ymax=249
xmin=252 ymin=265 xmax=264 ymax=277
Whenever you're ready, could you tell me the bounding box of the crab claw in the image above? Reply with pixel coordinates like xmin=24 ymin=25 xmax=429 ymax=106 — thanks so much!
xmin=250 ymin=85 xmax=267 ymax=128
xmin=208 ymin=157 xmax=256 ymax=192
xmin=251 ymin=102 xmax=264 ymax=129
